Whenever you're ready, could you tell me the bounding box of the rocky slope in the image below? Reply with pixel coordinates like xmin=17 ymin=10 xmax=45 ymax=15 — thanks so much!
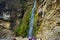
xmin=0 ymin=0 xmax=60 ymax=40
xmin=0 ymin=0 xmax=34 ymax=39
xmin=36 ymin=0 xmax=60 ymax=40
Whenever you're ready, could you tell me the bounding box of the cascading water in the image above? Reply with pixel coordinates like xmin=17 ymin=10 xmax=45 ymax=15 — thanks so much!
xmin=28 ymin=0 xmax=36 ymax=39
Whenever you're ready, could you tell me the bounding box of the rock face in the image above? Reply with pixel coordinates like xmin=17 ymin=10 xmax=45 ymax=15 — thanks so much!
xmin=0 ymin=0 xmax=34 ymax=39
xmin=36 ymin=0 xmax=60 ymax=40
xmin=0 ymin=20 xmax=10 ymax=29
xmin=0 ymin=0 xmax=60 ymax=40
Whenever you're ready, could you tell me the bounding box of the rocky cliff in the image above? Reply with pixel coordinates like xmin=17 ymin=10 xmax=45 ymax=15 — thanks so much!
xmin=0 ymin=0 xmax=60 ymax=40
xmin=36 ymin=0 xmax=60 ymax=40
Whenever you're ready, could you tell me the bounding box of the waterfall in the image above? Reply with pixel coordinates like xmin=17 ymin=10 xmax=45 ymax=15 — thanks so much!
xmin=28 ymin=0 xmax=36 ymax=39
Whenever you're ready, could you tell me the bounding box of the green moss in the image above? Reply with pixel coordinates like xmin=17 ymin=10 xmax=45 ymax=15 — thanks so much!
xmin=33 ymin=13 xmax=39 ymax=36
xmin=15 ymin=8 xmax=32 ymax=37
xmin=15 ymin=8 xmax=39 ymax=37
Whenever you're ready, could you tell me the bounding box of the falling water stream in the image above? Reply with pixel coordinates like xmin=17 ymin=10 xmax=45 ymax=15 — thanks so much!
xmin=28 ymin=0 xmax=36 ymax=39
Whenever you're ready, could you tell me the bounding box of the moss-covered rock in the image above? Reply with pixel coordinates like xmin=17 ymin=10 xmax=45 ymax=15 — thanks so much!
xmin=15 ymin=8 xmax=32 ymax=37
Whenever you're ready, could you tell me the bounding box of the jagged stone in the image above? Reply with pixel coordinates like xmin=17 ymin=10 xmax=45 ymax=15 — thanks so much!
xmin=36 ymin=0 xmax=60 ymax=40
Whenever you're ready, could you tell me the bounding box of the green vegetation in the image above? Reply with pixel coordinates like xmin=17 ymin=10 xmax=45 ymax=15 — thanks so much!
xmin=15 ymin=8 xmax=39 ymax=38
xmin=14 ymin=0 xmax=39 ymax=38
xmin=33 ymin=12 xmax=40 ymax=36
xmin=15 ymin=9 xmax=32 ymax=37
